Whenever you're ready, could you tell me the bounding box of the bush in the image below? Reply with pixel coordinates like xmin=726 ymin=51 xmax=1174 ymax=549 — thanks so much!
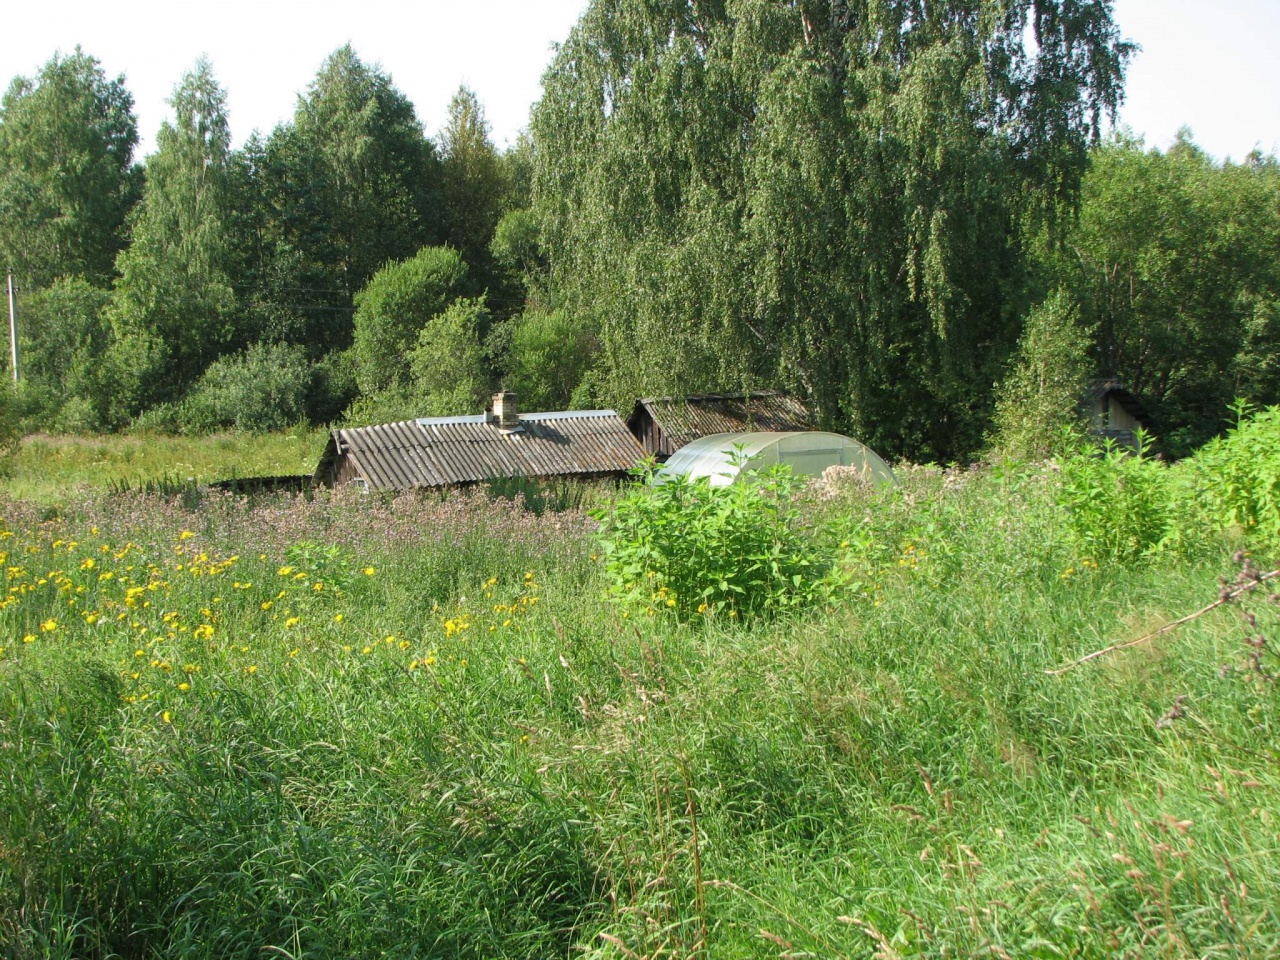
xmin=407 ymin=296 xmax=493 ymax=416
xmin=499 ymin=309 xmax=598 ymax=411
xmin=1058 ymin=434 xmax=1173 ymax=562
xmin=352 ymin=246 xmax=468 ymax=395
xmin=1186 ymin=401 xmax=1280 ymax=543
xmin=149 ymin=342 xmax=313 ymax=434
xmin=594 ymin=462 xmax=830 ymax=619
xmin=988 ymin=290 xmax=1092 ymax=460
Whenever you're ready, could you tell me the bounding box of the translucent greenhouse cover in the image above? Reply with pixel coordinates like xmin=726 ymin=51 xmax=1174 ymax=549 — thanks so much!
xmin=654 ymin=431 xmax=896 ymax=487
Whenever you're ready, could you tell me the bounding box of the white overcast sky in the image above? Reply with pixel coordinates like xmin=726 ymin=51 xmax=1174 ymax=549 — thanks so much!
xmin=2 ymin=0 xmax=1277 ymax=163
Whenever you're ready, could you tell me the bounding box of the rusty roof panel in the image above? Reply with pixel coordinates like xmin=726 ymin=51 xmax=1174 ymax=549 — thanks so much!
xmin=322 ymin=410 xmax=646 ymax=490
xmin=630 ymin=392 xmax=812 ymax=454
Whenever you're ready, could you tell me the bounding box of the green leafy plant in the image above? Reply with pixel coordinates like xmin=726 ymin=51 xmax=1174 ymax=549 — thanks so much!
xmin=1058 ymin=433 xmax=1173 ymax=562
xmin=1187 ymin=401 xmax=1280 ymax=543
xmin=594 ymin=459 xmax=829 ymax=619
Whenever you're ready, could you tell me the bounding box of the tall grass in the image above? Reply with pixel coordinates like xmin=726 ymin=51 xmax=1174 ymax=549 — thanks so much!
xmin=2 ymin=429 xmax=328 ymax=503
xmin=1 ymin=456 xmax=1278 ymax=958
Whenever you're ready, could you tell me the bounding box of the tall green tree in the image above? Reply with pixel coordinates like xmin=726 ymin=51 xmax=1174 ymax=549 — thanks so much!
xmin=109 ymin=58 xmax=237 ymax=410
xmin=1044 ymin=134 xmax=1280 ymax=453
xmin=0 ymin=48 xmax=139 ymax=287
xmin=532 ymin=0 xmax=1132 ymax=460
xmin=438 ymin=86 xmax=509 ymax=287
xmin=263 ymin=44 xmax=441 ymax=354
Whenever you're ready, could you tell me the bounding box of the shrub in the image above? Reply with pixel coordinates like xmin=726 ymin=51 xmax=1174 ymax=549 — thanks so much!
xmin=499 ymin=309 xmax=598 ymax=411
xmin=988 ymin=290 xmax=1092 ymax=460
xmin=1057 ymin=434 xmax=1173 ymax=562
xmin=166 ymin=342 xmax=313 ymax=433
xmin=352 ymin=246 xmax=468 ymax=395
xmin=1187 ymin=401 xmax=1280 ymax=543
xmin=407 ymin=296 xmax=493 ymax=416
xmin=594 ymin=462 xmax=830 ymax=619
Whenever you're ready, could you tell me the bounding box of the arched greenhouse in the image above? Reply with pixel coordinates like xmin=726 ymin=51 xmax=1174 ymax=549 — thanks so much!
xmin=654 ymin=431 xmax=896 ymax=487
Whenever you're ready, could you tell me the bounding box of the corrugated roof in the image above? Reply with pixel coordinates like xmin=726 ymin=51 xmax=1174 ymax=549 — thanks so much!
xmin=630 ymin=391 xmax=812 ymax=453
xmin=315 ymin=409 xmax=646 ymax=490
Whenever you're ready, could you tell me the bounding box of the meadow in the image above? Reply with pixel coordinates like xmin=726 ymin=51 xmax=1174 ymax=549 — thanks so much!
xmin=1 ymin=431 xmax=1279 ymax=959
xmin=0 ymin=430 xmax=329 ymax=504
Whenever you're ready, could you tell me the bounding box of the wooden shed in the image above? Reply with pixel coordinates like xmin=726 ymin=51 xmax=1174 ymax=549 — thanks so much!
xmin=627 ymin=391 xmax=812 ymax=461
xmin=1083 ymin=378 xmax=1153 ymax=450
xmin=314 ymin=392 xmax=647 ymax=491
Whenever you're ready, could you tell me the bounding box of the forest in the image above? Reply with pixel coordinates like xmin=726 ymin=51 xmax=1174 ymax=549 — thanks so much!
xmin=1 ymin=0 xmax=1278 ymax=463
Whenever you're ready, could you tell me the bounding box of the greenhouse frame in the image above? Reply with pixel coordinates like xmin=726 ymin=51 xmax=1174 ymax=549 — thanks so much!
xmin=654 ymin=431 xmax=896 ymax=487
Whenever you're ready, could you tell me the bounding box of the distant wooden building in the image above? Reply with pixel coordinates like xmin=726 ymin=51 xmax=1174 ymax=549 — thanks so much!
xmin=1083 ymin=378 xmax=1153 ymax=450
xmin=314 ymin=392 xmax=647 ymax=491
xmin=627 ymin=391 xmax=812 ymax=461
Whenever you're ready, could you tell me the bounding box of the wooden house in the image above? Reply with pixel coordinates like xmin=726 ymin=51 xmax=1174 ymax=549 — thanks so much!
xmin=1083 ymin=378 xmax=1153 ymax=450
xmin=627 ymin=391 xmax=812 ymax=461
xmin=314 ymin=392 xmax=647 ymax=491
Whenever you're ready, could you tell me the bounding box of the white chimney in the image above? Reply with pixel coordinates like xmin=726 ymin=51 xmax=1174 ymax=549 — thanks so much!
xmin=491 ymin=391 xmax=520 ymax=431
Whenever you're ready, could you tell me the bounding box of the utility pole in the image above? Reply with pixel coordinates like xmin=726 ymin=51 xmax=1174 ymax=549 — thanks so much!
xmin=6 ymin=271 xmax=17 ymax=383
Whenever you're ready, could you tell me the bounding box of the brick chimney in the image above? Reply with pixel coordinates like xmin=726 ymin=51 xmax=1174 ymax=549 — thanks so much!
xmin=491 ymin=391 xmax=520 ymax=431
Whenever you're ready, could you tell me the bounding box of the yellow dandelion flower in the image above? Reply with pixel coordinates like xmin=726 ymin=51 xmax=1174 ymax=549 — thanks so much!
xmin=80 ymin=557 xmax=95 ymax=571
xmin=361 ymin=645 xmax=372 ymax=654
xmin=261 ymin=600 xmax=272 ymax=610
xmin=193 ymin=624 xmax=214 ymax=640
xmin=40 ymin=618 xmax=57 ymax=632
xmin=244 ymin=665 xmax=258 ymax=675
xmin=284 ymin=616 xmax=301 ymax=628
xmin=177 ymin=682 xmax=190 ymax=692
xmin=277 ymin=566 xmax=294 ymax=576
xmin=178 ymin=530 xmax=195 ymax=541
xmin=363 ymin=566 xmax=376 ymax=576
xmin=22 ymin=634 xmax=36 ymax=643
xmin=162 ymin=711 xmax=172 ymax=723
xmin=333 ymin=613 xmax=344 ymax=623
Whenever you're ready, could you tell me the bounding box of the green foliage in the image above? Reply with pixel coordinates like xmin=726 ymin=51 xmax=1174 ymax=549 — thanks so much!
xmin=438 ymin=86 xmax=510 ymax=285
xmin=1045 ymin=135 xmax=1280 ymax=455
xmin=17 ymin=277 xmax=113 ymax=429
xmin=499 ymin=308 xmax=597 ymax=411
xmin=407 ymin=296 xmax=492 ymax=416
xmin=0 ymin=47 xmax=139 ymax=287
xmin=1187 ymin=402 xmax=1280 ymax=543
xmin=263 ymin=45 xmax=442 ymax=307
xmin=532 ymin=0 xmax=1133 ymax=460
xmin=180 ymin=342 xmax=313 ymax=433
xmin=306 ymin=348 xmax=359 ymax=425
xmin=489 ymin=208 xmax=543 ymax=293
xmin=1058 ymin=435 xmax=1173 ymax=562
xmin=989 ymin=290 xmax=1092 ymax=460
xmin=6 ymin=448 xmax=1280 ymax=955
xmin=108 ymin=58 xmax=237 ymax=406
xmin=0 ymin=378 xmax=20 ymax=470
xmin=595 ymin=463 xmax=829 ymax=618
xmin=352 ymin=245 xmax=467 ymax=395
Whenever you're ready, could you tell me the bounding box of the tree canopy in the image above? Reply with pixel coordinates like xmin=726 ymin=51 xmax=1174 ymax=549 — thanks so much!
xmin=0 ymin=48 xmax=139 ymax=287
xmin=532 ymin=0 xmax=1133 ymax=460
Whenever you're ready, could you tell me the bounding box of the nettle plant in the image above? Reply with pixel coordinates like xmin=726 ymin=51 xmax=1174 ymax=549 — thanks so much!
xmin=1191 ymin=401 xmax=1280 ymax=543
xmin=1057 ymin=431 xmax=1173 ymax=563
xmin=594 ymin=460 xmax=830 ymax=619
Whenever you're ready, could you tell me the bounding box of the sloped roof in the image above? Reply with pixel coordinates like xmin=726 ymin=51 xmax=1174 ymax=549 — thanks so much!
xmin=629 ymin=391 xmax=811 ymax=452
xmin=1083 ymin=378 xmax=1153 ymax=427
xmin=315 ymin=410 xmax=646 ymax=490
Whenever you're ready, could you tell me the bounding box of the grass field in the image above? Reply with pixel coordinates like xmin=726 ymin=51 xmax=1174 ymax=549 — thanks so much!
xmin=1 ymin=440 xmax=1278 ymax=958
xmin=2 ymin=429 xmax=329 ymax=503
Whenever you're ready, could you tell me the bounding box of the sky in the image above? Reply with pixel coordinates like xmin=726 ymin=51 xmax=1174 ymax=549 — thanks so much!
xmin=1 ymin=0 xmax=1277 ymax=164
